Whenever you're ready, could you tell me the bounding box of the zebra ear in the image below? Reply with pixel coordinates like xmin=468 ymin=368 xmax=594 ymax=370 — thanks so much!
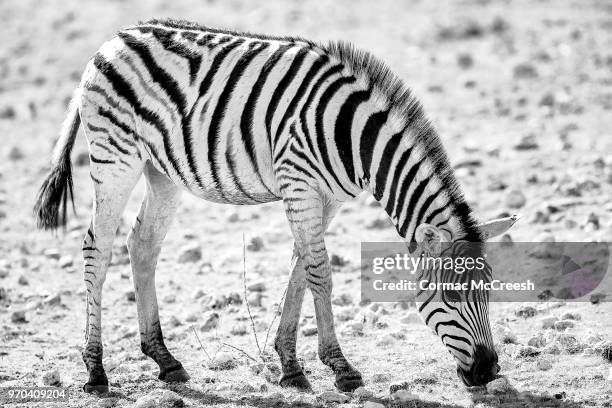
xmin=415 ymin=223 xmax=443 ymax=256
xmin=478 ymin=214 xmax=521 ymax=240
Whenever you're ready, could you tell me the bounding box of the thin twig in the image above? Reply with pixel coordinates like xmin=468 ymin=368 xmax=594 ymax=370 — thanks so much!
xmin=220 ymin=341 xmax=259 ymax=362
xmin=191 ymin=326 xmax=212 ymax=362
xmin=242 ymin=233 xmax=262 ymax=358
xmin=262 ymin=284 xmax=287 ymax=356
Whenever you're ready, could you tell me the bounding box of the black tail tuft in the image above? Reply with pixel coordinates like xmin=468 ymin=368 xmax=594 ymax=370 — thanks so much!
xmin=33 ymin=158 xmax=75 ymax=230
xmin=34 ymin=96 xmax=80 ymax=230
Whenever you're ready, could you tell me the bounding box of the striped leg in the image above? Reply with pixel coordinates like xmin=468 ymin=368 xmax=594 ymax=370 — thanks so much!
xmin=275 ymin=206 xmax=339 ymax=390
xmin=82 ymin=159 xmax=143 ymax=393
xmin=127 ymin=164 xmax=188 ymax=383
xmin=282 ymin=192 xmax=363 ymax=392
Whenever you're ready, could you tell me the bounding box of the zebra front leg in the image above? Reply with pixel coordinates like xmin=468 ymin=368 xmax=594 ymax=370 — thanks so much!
xmin=283 ymin=194 xmax=363 ymax=392
xmin=127 ymin=165 xmax=188 ymax=383
xmin=275 ymin=247 xmax=310 ymax=390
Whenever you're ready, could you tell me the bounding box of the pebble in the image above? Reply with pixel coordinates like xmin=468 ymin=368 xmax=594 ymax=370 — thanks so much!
xmin=486 ymin=376 xmax=511 ymax=394
xmin=134 ymin=390 xmax=184 ymax=408
xmin=554 ymin=320 xmax=575 ymax=331
xmin=541 ymin=316 xmax=558 ymax=329
xmin=200 ymin=312 xmax=219 ymax=332
xmin=208 ymin=352 xmax=237 ymax=370
xmin=230 ymin=324 xmax=248 ymax=336
xmin=513 ymin=63 xmax=539 ymax=79
xmin=515 ymin=305 xmax=537 ymax=318
xmin=331 ymin=293 xmax=352 ymax=306
xmin=317 ymin=391 xmax=350 ymax=403
xmin=494 ymin=324 xmax=517 ymax=344
xmin=391 ymin=389 xmax=418 ymax=402
xmin=125 ymin=291 xmax=136 ymax=302
xmin=299 ymin=344 xmax=317 ymax=360
xmin=330 ymin=253 xmax=349 ymax=267
xmin=177 ymin=243 xmax=202 ymax=263
xmin=527 ymin=333 xmax=547 ymax=348
xmin=246 ymin=237 xmax=264 ymax=252
xmin=556 ymin=333 xmax=582 ymax=354
xmin=363 ymin=402 xmax=385 ymax=408
xmin=542 ymin=343 xmax=561 ymax=355
xmin=376 ymin=333 xmax=396 ymax=347
xmin=41 ymin=369 xmax=61 ymax=386
xmin=400 ymin=311 xmax=422 ymax=325
xmin=43 ymin=293 xmax=61 ymax=305
xmin=43 ymin=248 xmax=61 ymax=260
xmin=17 ymin=275 xmax=28 ymax=285
xmin=353 ymin=386 xmax=374 ymax=401
xmin=8 ymin=146 xmax=24 ymax=161
xmin=247 ymin=292 xmax=263 ymax=307
xmin=247 ymin=281 xmax=266 ymax=292
xmin=457 ymin=52 xmax=474 ymax=69
xmin=561 ymin=312 xmax=581 ymax=321
xmin=505 ymin=189 xmax=526 ymax=209
xmin=537 ymin=359 xmax=553 ymax=371
xmin=367 ymin=217 xmax=391 ymax=229
xmin=58 ymin=255 xmax=73 ymax=268
xmin=372 ymin=372 xmax=391 ymax=383
xmin=11 ymin=310 xmax=26 ymax=323
xmin=590 ymin=293 xmax=606 ymax=304
xmin=513 ymin=134 xmax=539 ymax=150
xmin=516 ymin=345 xmax=540 ymax=358
xmin=301 ymin=324 xmax=318 ymax=336
xmin=74 ymin=151 xmax=90 ymax=167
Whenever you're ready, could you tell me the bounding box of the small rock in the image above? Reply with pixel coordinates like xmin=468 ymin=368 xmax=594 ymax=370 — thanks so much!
xmin=301 ymin=324 xmax=317 ymax=336
xmin=43 ymin=248 xmax=61 ymax=260
xmin=372 ymin=372 xmax=391 ymax=383
xmin=527 ymin=333 xmax=547 ymax=348
xmin=226 ymin=212 xmax=240 ymax=222
xmin=159 ymin=390 xmax=184 ymax=407
xmin=247 ymin=292 xmax=263 ymax=307
xmin=364 ymin=402 xmax=385 ymax=408
xmin=561 ymin=312 xmax=581 ymax=321
xmin=590 ymin=293 xmax=606 ymax=304
xmin=541 ymin=316 xmax=558 ymax=329
xmin=17 ymin=275 xmax=28 ymax=285
xmin=332 ymin=293 xmax=352 ymax=306
xmin=537 ymin=359 xmax=553 ymax=371
xmin=126 ymin=291 xmax=136 ymax=302
xmin=8 ymin=146 xmax=24 ymax=161
xmin=353 ymin=386 xmax=374 ymax=401
xmin=494 ymin=324 xmax=517 ymax=344
xmin=367 ymin=217 xmax=391 ymax=229
xmin=513 ymin=63 xmax=539 ymax=79
xmin=208 ymin=352 xmax=237 ymax=370
xmin=246 ymin=237 xmax=264 ymax=252
xmin=200 ymin=312 xmax=219 ymax=332
xmin=43 ymin=293 xmax=62 ymax=305
xmin=505 ymin=189 xmax=526 ymax=209
xmin=41 ymin=369 xmax=61 ymax=386
xmin=11 ymin=310 xmax=26 ymax=323
xmin=400 ymin=312 xmax=422 ymax=325
xmin=585 ymin=212 xmax=600 ymax=229
xmin=58 ymin=255 xmax=73 ymax=268
xmin=554 ymin=320 xmax=575 ymax=331
xmin=515 ymin=305 xmax=537 ymax=318
xmin=317 ymin=391 xmax=350 ymax=403
xmin=330 ymin=253 xmax=349 ymax=267
xmin=391 ymin=389 xmax=418 ymax=402
xmin=542 ymin=343 xmax=561 ymax=355
xmin=556 ymin=333 xmax=582 ymax=354
xmin=74 ymin=151 xmax=90 ymax=167
xmin=514 ymin=134 xmax=539 ymax=150
xmin=230 ymin=324 xmax=248 ymax=336
xmin=457 ymin=53 xmax=474 ymax=69
xmin=516 ymin=345 xmax=540 ymax=358
xmin=177 ymin=243 xmax=202 ymax=263
xmin=486 ymin=376 xmax=511 ymax=394
xmin=376 ymin=333 xmax=396 ymax=347
xmin=299 ymin=345 xmax=317 ymax=360
xmin=247 ymin=281 xmax=266 ymax=292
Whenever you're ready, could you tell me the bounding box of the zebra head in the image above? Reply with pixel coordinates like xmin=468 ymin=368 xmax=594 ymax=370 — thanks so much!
xmin=413 ymin=215 xmax=519 ymax=386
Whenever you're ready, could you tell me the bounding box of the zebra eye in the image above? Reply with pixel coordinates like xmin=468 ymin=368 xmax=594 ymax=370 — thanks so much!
xmin=444 ymin=290 xmax=462 ymax=303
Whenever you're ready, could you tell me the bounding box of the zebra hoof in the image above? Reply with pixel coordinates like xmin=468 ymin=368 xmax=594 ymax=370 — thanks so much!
xmin=83 ymin=383 xmax=109 ymax=394
xmin=159 ymin=365 xmax=190 ymax=383
xmin=279 ymin=371 xmax=312 ymax=391
xmin=334 ymin=371 xmax=364 ymax=392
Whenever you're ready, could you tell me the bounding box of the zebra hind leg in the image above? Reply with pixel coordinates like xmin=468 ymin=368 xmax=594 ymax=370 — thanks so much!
xmin=81 ymin=152 xmax=144 ymax=393
xmin=126 ymin=164 xmax=188 ymax=383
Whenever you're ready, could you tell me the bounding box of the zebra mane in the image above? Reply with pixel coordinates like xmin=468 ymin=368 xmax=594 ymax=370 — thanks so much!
xmin=323 ymin=41 xmax=483 ymax=242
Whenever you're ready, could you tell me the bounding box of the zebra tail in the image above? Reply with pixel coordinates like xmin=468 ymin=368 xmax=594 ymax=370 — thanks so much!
xmin=34 ymin=93 xmax=81 ymax=230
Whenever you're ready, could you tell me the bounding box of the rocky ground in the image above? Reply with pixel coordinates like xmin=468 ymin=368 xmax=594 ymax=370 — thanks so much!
xmin=1 ymin=0 xmax=612 ymax=407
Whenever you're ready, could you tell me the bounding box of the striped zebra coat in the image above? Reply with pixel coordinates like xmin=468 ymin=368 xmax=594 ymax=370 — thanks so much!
xmin=34 ymin=18 xmax=518 ymax=394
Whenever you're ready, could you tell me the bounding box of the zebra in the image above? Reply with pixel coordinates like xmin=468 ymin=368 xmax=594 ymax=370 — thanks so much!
xmin=34 ymin=18 xmax=518 ymax=394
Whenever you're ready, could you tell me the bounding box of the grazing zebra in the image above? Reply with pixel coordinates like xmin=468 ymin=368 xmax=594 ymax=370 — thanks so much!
xmin=34 ymin=19 xmax=518 ymax=394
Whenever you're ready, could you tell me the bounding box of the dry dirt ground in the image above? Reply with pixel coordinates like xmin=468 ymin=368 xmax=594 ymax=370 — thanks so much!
xmin=1 ymin=0 xmax=612 ymax=407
